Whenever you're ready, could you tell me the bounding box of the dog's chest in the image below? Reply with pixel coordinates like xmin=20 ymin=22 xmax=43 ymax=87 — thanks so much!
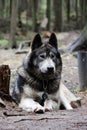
xmin=28 ymin=80 xmax=59 ymax=94
xmin=23 ymin=84 xmax=59 ymax=106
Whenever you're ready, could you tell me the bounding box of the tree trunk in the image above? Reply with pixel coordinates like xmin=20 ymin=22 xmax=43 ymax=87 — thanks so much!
xmin=9 ymin=0 xmax=18 ymax=48
xmin=18 ymin=0 xmax=21 ymax=22
xmin=66 ymin=0 xmax=70 ymax=22
xmin=9 ymin=0 xmax=12 ymax=18
xmin=26 ymin=0 xmax=31 ymax=29
xmin=84 ymin=0 xmax=87 ymax=22
xmin=53 ymin=0 xmax=63 ymax=32
xmin=80 ymin=0 xmax=86 ymax=28
xmin=85 ymin=0 xmax=87 ymax=21
xmin=26 ymin=0 xmax=32 ymax=18
xmin=46 ymin=0 xmax=51 ymax=30
xmin=4 ymin=0 xmax=10 ymax=18
xmin=75 ymin=0 xmax=78 ymax=20
xmin=32 ymin=0 xmax=38 ymax=32
xmin=0 ymin=0 xmax=5 ymax=18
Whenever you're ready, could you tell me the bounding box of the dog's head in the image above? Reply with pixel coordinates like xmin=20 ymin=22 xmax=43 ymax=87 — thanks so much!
xmin=23 ymin=33 xmax=62 ymax=80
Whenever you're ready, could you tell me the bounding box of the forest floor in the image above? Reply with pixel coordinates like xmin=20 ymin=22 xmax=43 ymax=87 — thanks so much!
xmin=0 ymin=31 xmax=87 ymax=130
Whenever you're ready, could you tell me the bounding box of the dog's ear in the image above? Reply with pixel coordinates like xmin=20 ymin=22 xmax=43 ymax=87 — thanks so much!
xmin=31 ymin=34 xmax=42 ymax=50
xmin=49 ymin=33 xmax=58 ymax=49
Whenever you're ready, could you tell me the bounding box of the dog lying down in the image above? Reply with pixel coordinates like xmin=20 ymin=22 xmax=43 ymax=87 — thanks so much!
xmin=12 ymin=33 xmax=81 ymax=113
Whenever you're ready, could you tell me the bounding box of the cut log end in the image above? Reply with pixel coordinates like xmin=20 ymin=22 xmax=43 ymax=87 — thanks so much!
xmin=70 ymin=100 xmax=81 ymax=108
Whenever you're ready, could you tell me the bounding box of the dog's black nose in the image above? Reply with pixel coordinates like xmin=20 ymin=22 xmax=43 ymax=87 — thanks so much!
xmin=47 ymin=67 xmax=54 ymax=73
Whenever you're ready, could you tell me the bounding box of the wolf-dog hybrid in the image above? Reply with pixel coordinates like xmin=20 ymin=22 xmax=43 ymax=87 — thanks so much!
xmin=12 ymin=33 xmax=78 ymax=113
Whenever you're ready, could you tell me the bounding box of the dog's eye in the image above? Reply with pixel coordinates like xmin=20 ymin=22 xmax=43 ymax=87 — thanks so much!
xmin=50 ymin=53 xmax=55 ymax=59
xmin=39 ymin=53 xmax=46 ymax=59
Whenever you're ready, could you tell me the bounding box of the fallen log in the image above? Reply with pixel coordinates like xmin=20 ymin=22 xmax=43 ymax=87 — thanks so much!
xmin=15 ymin=40 xmax=31 ymax=54
xmin=60 ymin=83 xmax=81 ymax=109
xmin=67 ymin=24 xmax=87 ymax=52
xmin=65 ymin=24 xmax=87 ymax=91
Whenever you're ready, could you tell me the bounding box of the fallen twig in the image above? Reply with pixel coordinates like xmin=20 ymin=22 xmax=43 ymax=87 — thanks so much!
xmin=3 ymin=111 xmax=25 ymax=117
xmin=14 ymin=117 xmax=63 ymax=123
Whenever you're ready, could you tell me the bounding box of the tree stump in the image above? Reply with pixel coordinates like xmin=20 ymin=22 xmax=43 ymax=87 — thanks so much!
xmin=0 ymin=65 xmax=10 ymax=95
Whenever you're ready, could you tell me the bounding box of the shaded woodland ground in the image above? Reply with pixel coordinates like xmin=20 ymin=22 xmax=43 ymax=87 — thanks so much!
xmin=0 ymin=31 xmax=87 ymax=130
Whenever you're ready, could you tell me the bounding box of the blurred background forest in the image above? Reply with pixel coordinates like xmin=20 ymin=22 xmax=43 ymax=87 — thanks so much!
xmin=0 ymin=0 xmax=87 ymax=49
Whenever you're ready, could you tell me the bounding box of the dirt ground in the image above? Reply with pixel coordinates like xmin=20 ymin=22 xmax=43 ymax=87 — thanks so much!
xmin=0 ymin=31 xmax=87 ymax=130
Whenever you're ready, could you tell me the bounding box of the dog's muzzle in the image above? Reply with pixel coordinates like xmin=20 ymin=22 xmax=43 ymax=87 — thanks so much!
xmin=41 ymin=67 xmax=56 ymax=80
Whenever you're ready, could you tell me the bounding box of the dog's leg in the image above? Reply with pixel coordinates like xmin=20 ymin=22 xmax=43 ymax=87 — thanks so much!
xmin=19 ymin=98 xmax=45 ymax=113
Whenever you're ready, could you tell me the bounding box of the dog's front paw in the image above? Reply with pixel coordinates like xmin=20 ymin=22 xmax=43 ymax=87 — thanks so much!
xmin=45 ymin=107 xmax=52 ymax=112
xmin=44 ymin=99 xmax=59 ymax=112
xmin=34 ymin=109 xmax=44 ymax=113
xmin=34 ymin=108 xmax=44 ymax=113
xmin=44 ymin=104 xmax=53 ymax=112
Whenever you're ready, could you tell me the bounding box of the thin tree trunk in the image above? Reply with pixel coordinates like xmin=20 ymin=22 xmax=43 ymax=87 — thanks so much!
xmin=53 ymin=0 xmax=63 ymax=32
xmin=32 ymin=0 xmax=38 ymax=32
xmin=46 ymin=0 xmax=51 ymax=30
xmin=85 ymin=0 xmax=87 ymax=21
xmin=66 ymin=0 xmax=70 ymax=22
xmin=9 ymin=0 xmax=18 ymax=48
xmin=80 ymin=0 xmax=86 ymax=28
xmin=9 ymin=0 xmax=12 ymax=18
xmin=84 ymin=0 xmax=86 ymax=23
xmin=75 ymin=0 xmax=78 ymax=20
xmin=0 ymin=0 xmax=5 ymax=18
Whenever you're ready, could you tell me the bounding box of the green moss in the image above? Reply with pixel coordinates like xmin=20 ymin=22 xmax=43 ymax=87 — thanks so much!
xmin=60 ymin=45 xmax=66 ymax=48
xmin=0 ymin=39 xmax=8 ymax=48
